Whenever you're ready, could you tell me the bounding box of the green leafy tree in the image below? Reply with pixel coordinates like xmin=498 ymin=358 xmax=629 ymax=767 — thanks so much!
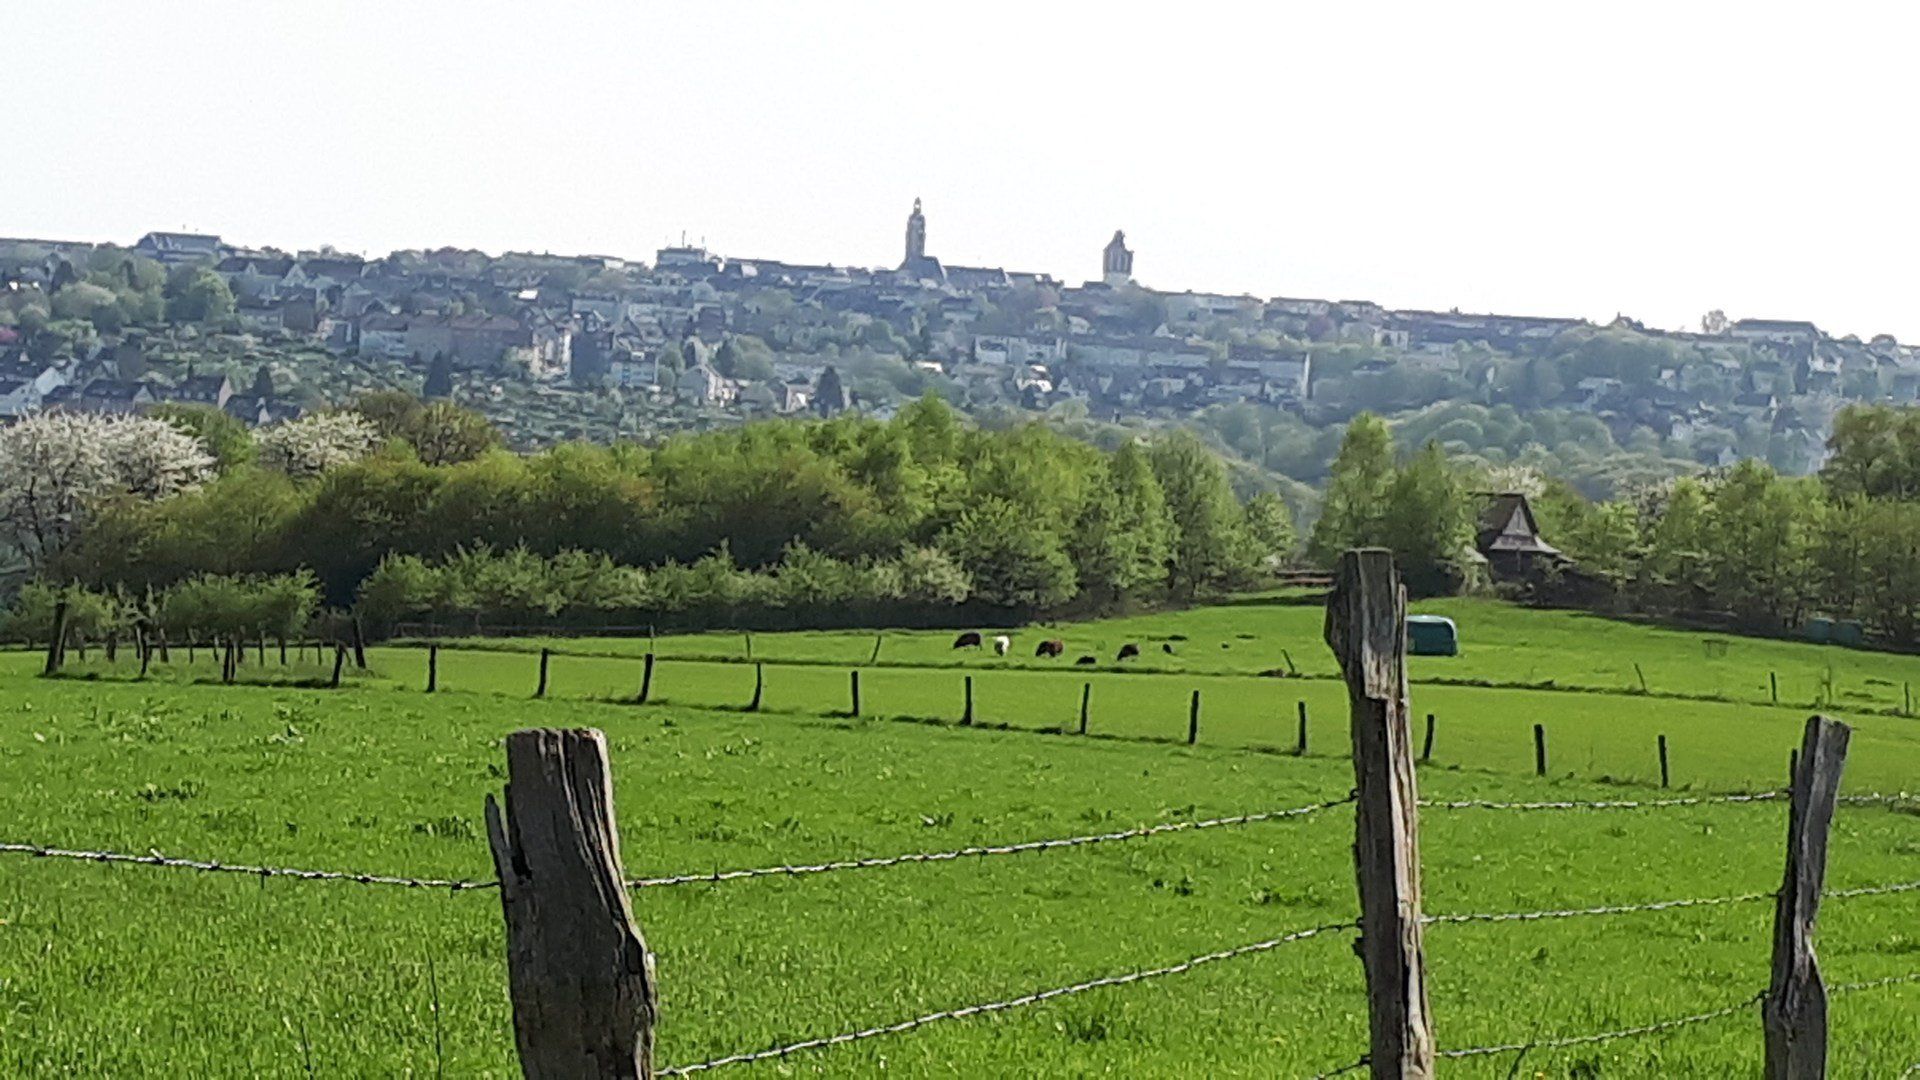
xmin=164 ymin=269 xmax=235 ymax=324
xmin=1241 ymin=492 xmax=1297 ymax=568
xmin=1071 ymin=441 xmax=1173 ymax=601
xmin=1309 ymin=413 xmax=1395 ymax=562
xmin=150 ymin=404 xmax=256 ymax=472
xmin=1148 ymin=430 xmax=1256 ymax=599
xmin=938 ymin=497 xmax=1076 ymax=609
xmin=1377 ymin=442 xmax=1473 ymax=595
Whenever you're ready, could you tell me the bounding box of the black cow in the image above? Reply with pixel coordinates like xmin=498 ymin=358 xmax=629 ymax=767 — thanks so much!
xmin=1161 ymin=642 xmax=1176 ymax=654
xmin=1075 ymin=654 xmax=1098 ymax=665
xmin=953 ymin=631 xmax=983 ymax=650
xmin=1036 ymin=639 xmax=1066 ymax=658
xmin=1116 ymin=643 xmax=1140 ymax=661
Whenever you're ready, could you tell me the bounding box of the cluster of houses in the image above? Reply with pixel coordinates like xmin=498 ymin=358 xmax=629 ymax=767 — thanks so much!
xmin=5 ymin=212 xmax=1920 ymax=454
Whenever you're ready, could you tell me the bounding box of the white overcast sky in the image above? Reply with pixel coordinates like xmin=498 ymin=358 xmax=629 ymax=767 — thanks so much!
xmin=7 ymin=2 xmax=1918 ymax=338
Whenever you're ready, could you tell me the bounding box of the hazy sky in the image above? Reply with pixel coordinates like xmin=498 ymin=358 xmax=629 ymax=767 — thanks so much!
xmin=10 ymin=3 xmax=1919 ymax=337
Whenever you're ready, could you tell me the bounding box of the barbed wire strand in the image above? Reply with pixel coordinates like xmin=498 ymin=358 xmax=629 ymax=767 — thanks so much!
xmin=1426 ymin=889 xmax=1776 ymax=925
xmin=1437 ymin=991 xmax=1764 ymax=1059
xmin=1306 ymin=1055 xmax=1371 ymax=1079
xmin=630 ymin=795 xmax=1355 ymax=888
xmin=1422 ymin=792 xmax=1784 ymax=811
xmin=1830 ymin=971 xmax=1920 ymax=996
xmin=0 ymin=842 xmax=496 ymax=891
xmin=657 ymin=921 xmax=1357 ymax=1076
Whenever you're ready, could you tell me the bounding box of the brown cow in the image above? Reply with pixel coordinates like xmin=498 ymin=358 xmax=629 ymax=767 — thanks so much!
xmin=1116 ymin=643 xmax=1140 ymax=661
xmin=953 ymin=631 xmax=983 ymax=649
xmin=1035 ymin=639 xmax=1066 ymax=658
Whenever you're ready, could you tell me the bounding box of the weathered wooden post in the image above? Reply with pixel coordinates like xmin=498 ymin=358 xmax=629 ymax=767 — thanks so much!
xmin=350 ymin=616 xmax=368 ymax=670
xmin=1533 ymin=723 xmax=1548 ymax=777
xmin=849 ymin=670 xmax=862 ymax=717
xmin=1296 ymin=700 xmax=1309 ymax=755
xmin=1771 ymin=671 xmax=1780 ymax=705
xmin=743 ymin=632 xmax=753 ymax=660
xmin=427 ymin=644 xmax=440 ymax=693
xmin=638 ymin=654 xmax=655 ymax=704
xmin=1658 ymin=734 xmax=1671 ymax=789
xmin=1325 ymin=549 xmax=1434 ymax=1079
xmin=1634 ymin=662 xmax=1648 ymax=694
xmin=222 ymin=638 xmax=237 ymax=684
xmin=962 ymin=676 xmax=974 ymax=726
xmin=106 ymin=631 xmax=119 ymax=664
xmin=1187 ymin=689 xmax=1201 ymax=745
xmin=1763 ymin=715 xmax=1850 ymax=1080
xmin=537 ymin=649 xmax=552 ymax=699
xmin=1420 ymin=713 xmax=1435 ymax=763
xmin=330 ymin=644 xmax=346 ymax=689
xmin=1078 ymin=682 xmax=1090 ymax=734
xmin=485 ymin=728 xmax=657 ymax=1079
xmin=748 ymin=662 xmax=763 ymax=712
xmin=43 ymin=600 xmax=69 ymax=676
xmin=279 ymin=637 xmax=288 ymax=666
xmin=156 ymin=629 xmax=169 ymax=664
xmin=257 ymin=635 xmax=267 ymax=666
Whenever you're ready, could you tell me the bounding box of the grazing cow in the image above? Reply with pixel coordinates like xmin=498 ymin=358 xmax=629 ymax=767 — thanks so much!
xmin=1075 ymin=654 xmax=1098 ymax=665
xmin=1116 ymin=643 xmax=1140 ymax=662
xmin=1161 ymin=642 xmax=1176 ymax=655
xmin=953 ymin=631 xmax=983 ymax=650
xmin=1035 ymin=639 xmax=1066 ymax=658
xmin=993 ymin=635 xmax=1011 ymax=656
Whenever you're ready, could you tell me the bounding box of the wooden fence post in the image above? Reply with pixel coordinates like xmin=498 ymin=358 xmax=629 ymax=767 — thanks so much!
xmin=485 ymin=728 xmax=656 ymax=1079
xmin=1420 ymin=713 xmax=1435 ymax=763
xmin=257 ymin=635 xmax=267 ymax=666
xmin=44 ymin=600 xmax=69 ymax=676
xmin=749 ymin=663 xmax=763 ymax=712
xmin=850 ymin=670 xmax=862 ymax=717
xmin=1763 ymin=715 xmax=1850 ymax=1080
xmin=427 ymin=644 xmax=439 ymax=693
xmin=743 ymin=632 xmax=753 ymax=660
xmin=1187 ymin=690 xmax=1200 ymax=745
xmin=350 ymin=616 xmax=368 ymax=670
xmin=330 ymin=644 xmax=346 ymax=689
xmin=1658 ymin=734 xmax=1670 ymax=788
xmin=1533 ymin=724 xmax=1548 ymax=777
xmin=1325 ymin=549 xmax=1434 ymax=1079
xmin=536 ymin=649 xmax=552 ymax=698
xmin=1296 ymin=700 xmax=1309 ymax=755
xmin=106 ymin=632 xmax=119 ymax=664
xmin=962 ymin=676 xmax=974 ymax=726
xmin=156 ymin=629 xmax=169 ymax=664
xmin=638 ymin=654 xmax=655 ymax=705
xmin=1772 ymin=671 xmax=1780 ymax=705
xmin=1078 ymin=682 xmax=1090 ymax=734
xmin=869 ymin=634 xmax=884 ymax=664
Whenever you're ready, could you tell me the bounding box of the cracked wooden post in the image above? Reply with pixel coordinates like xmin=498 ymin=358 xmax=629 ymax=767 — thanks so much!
xmin=486 ymin=728 xmax=656 ymax=1079
xmin=1763 ymin=715 xmax=1850 ymax=1080
xmin=1325 ymin=549 xmax=1433 ymax=1080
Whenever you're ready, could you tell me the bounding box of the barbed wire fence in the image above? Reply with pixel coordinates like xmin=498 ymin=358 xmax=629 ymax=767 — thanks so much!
xmin=13 ymin=556 xmax=1920 ymax=1076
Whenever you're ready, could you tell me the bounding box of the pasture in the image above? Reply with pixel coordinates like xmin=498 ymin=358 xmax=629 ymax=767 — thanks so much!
xmin=2 ymin=598 xmax=1919 ymax=1076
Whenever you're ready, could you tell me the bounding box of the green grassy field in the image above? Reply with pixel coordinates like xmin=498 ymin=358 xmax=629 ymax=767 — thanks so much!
xmin=3 ymin=601 xmax=1919 ymax=1077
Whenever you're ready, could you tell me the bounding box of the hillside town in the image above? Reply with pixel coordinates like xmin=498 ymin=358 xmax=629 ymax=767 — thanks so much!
xmin=3 ymin=203 xmax=1912 ymax=482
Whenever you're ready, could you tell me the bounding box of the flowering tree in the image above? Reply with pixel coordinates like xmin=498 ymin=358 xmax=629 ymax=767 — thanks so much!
xmin=0 ymin=412 xmax=214 ymax=569
xmin=255 ymin=412 xmax=382 ymax=480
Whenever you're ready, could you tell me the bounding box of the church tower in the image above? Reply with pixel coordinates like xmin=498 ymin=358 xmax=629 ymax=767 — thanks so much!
xmin=903 ymin=198 xmax=927 ymax=267
xmin=1102 ymin=229 xmax=1133 ymax=286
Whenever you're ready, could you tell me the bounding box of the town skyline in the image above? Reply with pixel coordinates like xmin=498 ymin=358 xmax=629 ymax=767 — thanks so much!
xmin=11 ymin=3 xmax=1920 ymax=341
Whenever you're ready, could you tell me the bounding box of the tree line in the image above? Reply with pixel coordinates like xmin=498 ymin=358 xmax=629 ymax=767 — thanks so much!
xmin=5 ymin=394 xmax=1296 ymax=636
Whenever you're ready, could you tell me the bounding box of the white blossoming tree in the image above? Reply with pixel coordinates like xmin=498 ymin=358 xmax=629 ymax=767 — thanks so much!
xmin=0 ymin=412 xmax=215 ymax=569
xmin=255 ymin=412 xmax=382 ymax=480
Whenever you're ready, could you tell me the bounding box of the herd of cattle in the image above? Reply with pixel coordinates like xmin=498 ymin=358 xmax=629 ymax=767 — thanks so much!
xmin=951 ymin=631 xmax=1170 ymax=665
